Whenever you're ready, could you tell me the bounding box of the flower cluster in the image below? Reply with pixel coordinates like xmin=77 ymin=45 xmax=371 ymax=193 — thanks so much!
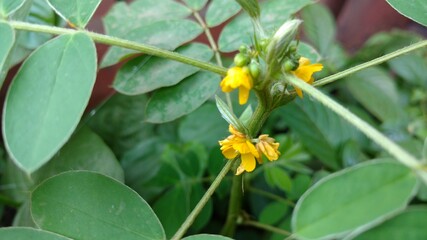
xmin=219 ymin=125 xmax=280 ymax=175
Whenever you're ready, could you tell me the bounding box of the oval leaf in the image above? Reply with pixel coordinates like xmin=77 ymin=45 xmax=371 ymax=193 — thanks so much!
xmin=47 ymin=0 xmax=101 ymax=28
xmin=218 ymin=0 xmax=313 ymax=52
xmin=0 ymin=0 xmax=26 ymax=17
xmin=101 ymin=19 xmax=203 ymax=68
xmin=114 ymin=43 xmax=213 ymax=95
xmin=145 ymin=71 xmax=220 ymax=123
xmin=292 ymin=160 xmax=418 ymax=240
xmin=354 ymin=206 xmax=427 ymax=240
xmin=103 ymin=0 xmax=191 ymax=40
xmin=386 ymin=0 xmax=427 ymax=27
xmin=0 ymin=21 xmax=15 ymax=86
xmin=0 ymin=227 xmax=70 ymax=240
xmin=183 ymin=235 xmax=233 ymax=240
xmin=205 ymin=0 xmax=241 ymax=27
xmin=183 ymin=0 xmax=208 ymax=11
xmin=31 ymin=171 xmax=166 ymax=240
xmin=3 ymin=33 xmax=97 ymax=173
xmin=32 ymin=126 xmax=124 ymax=183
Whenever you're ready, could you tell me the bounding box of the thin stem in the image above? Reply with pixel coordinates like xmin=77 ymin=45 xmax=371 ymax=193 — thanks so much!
xmin=242 ymin=220 xmax=291 ymax=236
xmin=247 ymin=186 xmax=295 ymax=207
xmin=314 ymin=40 xmax=427 ymax=87
xmin=288 ymin=75 xmax=422 ymax=169
xmin=8 ymin=21 xmax=227 ymax=76
xmin=192 ymin=11 xmax=233 ymax=110
xmin=171 ymin=160 xmax=234 ymax=240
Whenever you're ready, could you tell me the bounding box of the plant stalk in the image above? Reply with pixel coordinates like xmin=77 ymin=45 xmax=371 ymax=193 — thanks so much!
xmin=171 ymin=160 xmax=234 ymax=240
xmin=8 ymin=21 xmax=227 ymax=76
xmin=288 ymin=75 xmax=422 ymax=169
xmin=314 ymin=40 xmax=427 ymax=87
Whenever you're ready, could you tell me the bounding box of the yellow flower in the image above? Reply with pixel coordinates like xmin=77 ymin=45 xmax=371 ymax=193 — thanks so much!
xmin=220 ymin=67 xmax=253 ymax=105
xmin=219 ymin=125 xmax=259 ymax=175
xmin=256 ymin=134 xmax=280 ymax=162
xmin=292 ymin=57 xmax=323 ymax=98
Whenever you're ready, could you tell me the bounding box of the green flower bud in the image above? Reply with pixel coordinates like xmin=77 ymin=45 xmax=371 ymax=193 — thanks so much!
xmin=249 ymin=62 xmax=260 ymax=79
xmin=239 ymin=45 xmax=248 ymax=54
xmin=265 ymin=20 xmax=301 ymax=69
xmin=283 ymin=59 xmax=299 ymax=72
xmin=234 ymin=53 xmax=250 ymax=67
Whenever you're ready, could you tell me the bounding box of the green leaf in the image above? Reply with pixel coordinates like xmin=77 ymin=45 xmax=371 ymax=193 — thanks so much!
xmin=292 ymin=160 xmax=418 ymax=240
xmin=346 ymin=67 xmax=405 ymax=122
xmin=8 ymin=0 xmax=57 ymax=67
xmin=301 ymin=3 xmax=336 ymax=56
xmin=154 ymin=184 xmax=212 ymax=238
xmin=101 ymin=19 xmax=202 ymax=67
xmin=281 ymin=97 xmax=364 ymax=170
xmin=297 ymin=42 xmax=321 ymax=63
xmin=145 ymin=71 xmax=220 ymax=123
xmin=47 ymin=0 xmax=101 ymax=28
xmin=31 ymin=171 xmax=166 ymax=240
xmin=205 ymin=0 xmax=241 ymax=27
xmin=178 ymin=102 xmax=228 ymax=148
xmin=183 ymin=0 xmax=208 ymax=11
xmin=354 ymin=206 xmax=427 ymax=240
xmin=423 ymin=138 xmax=427 ymax=162
xmin=0 ymin=227 xmax=70 ymax=240
xmin=259 ymin=202 xmax=289 ymax=225
xmin=215 ymin=95 xmax=247 ymax=133
xmin=151 ymin=144 xmax=210 ymax=237
xmin=2 ymin=126 xmax=124 ymax=204
xmin=218 ymin=0 xmax=314 ymax=52
xmin=13 ymin=201 xmax=36 ymax=227
xmin=3 ymin=33 xmax=97 ymax=173
xmin=386 ymin=0 xmax=427 ymax=26
xmin=0 ymin=0 xmax=25 ymax=17
xmin=0 ymin=21 xmax=15 ymax=87
xmin=32 ymin=126 xmax=124 ymax=182
xmin=265 ymin=167 xmax=292 ymax=192
xmin=103 ymin=0 xmax=191 ymax=40
xmin=114 ymin=43 xmax=213 ymax=95
xmin=87 ymin=93 xmax=155 ymax=157
xmin=388 ymin=53 xmax=427 ymax=87
xmin=183 ymin=235 xmax=233 ymax=240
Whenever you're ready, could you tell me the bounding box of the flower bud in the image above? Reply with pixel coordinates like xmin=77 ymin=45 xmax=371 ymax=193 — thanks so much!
xmin=239 ymin=45 xmax=248 ymax=54
xmin=265 ymin=20 xmax=302 ymax=68
xmin=283 ymin=59 xmax=299 ymax=72
xmin=249 ymin=62 xmax=260 ymax=79
xmin=234 ymin=53 xmax=250 ymax=67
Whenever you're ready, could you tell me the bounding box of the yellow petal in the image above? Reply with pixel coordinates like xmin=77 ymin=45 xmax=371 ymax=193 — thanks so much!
xmin=236 ymin=165 xmax=245 ymax=175
xmin=238 ymin=87 xmax=250 ymax=105
xmin=241 ymin=153 xmax=256 ymax=172
xmin=222 ymin=148 xmax=238 ymax=159
xmin=295 ymin=86 xmax=303 ymax=98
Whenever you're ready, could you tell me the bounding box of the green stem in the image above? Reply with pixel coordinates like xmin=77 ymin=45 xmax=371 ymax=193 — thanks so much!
xmin=247 ymin=186 xmax=295 ymax=207
xmin=221 ymin=99 xmax=272 ymax=236
xmin=192 ymin=11 xmax=233 ymax=111
xmin=288 ymin=75 xmax=422 ymax=169
xmin=8 ymin=21 xmax=227 ymax=76
xmin=171 ymin=160 xmax=234 ymax=240
xmin=314 ymin=40 xmax=427 ymax=87
xmin=220 ymin=162 xmax=243 ymax=237
xmin=242 ymin=220 xmax=291 ymax=236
